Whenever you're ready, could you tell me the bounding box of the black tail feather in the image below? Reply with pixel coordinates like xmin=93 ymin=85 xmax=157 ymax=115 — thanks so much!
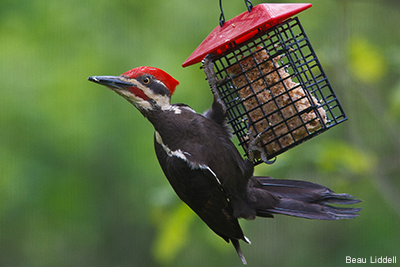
xmin=255 ymin=177 xmax=362 ymax=220
xmin=232 ymin=239 xmax=247 ymax=265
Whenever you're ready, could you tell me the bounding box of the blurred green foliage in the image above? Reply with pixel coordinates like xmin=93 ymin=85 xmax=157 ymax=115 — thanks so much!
xmin=1 ymin=0 xmax=399 ymax=266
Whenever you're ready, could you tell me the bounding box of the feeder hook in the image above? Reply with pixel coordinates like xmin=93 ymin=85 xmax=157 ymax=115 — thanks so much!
xmin=219 ymin=0 xmax=225 ymax=27
xmin=245 ymin=0 xmax=253 ymax=12
xmin=219 ymin=0 xmax=254 ymax=27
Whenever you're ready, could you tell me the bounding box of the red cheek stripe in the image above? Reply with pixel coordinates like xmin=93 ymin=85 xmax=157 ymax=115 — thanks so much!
xmin=129 ymin=87 xmax=149 ymax=100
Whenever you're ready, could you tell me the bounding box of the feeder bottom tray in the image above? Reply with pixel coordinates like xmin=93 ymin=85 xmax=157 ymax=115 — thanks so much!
xmin=228 ymin=47 xmax=327 ymax=157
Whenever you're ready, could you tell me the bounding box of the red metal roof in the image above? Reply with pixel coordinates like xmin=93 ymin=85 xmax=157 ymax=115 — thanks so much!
xmin=182 ymin=3 xmax=312 ymax=67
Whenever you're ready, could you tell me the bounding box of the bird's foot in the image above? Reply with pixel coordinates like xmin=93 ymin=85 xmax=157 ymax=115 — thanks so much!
xmin=247 ymin=127 xmax=275 ymax=164
xmin=201 ymin=54 xmax=228 ymax=95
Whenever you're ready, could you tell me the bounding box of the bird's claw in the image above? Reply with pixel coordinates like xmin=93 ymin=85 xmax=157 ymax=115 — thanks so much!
xmin=202 ymin=54 xmax=218 ymax=94
xmin=202 ymin=54 xmax=228 ymax=95
xmin=247 ymin=127 xmax=276 ymax=164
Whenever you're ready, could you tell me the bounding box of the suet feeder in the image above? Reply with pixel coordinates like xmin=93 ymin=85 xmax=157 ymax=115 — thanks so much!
xmin=183 ymin=3 xmax=347 ymax=165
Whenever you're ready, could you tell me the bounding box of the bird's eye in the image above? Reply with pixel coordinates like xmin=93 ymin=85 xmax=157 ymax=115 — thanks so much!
xmin=143 ymin=77 xmax=151 ymax=84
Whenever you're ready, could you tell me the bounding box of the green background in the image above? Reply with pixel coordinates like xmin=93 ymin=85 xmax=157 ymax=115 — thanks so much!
xmin=1 ymin=0 xmax=399 ymax=266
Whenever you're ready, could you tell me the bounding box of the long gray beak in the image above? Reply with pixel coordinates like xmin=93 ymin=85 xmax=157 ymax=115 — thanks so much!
xmin=88 ymin=76 xmax=134 ymax=89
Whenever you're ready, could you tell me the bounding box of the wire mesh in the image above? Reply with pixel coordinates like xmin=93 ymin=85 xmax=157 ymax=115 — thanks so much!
xmin=209 ymin=17 xmax=347 ymax=165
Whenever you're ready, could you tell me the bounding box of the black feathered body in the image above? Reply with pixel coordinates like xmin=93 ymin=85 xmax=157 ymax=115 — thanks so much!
xmin=147 ymin=103 xmax=266 ymax=243
xmin=145 ymin=98 xmax=361 ymax=254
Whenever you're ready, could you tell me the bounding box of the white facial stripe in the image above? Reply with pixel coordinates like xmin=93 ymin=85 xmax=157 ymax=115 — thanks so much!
xmin=119 ymin=77 xmax=172 ymax=111
xmin=114 ymin=88 xmax=152 ymax=110
xmin=111 ymin=77 xmax=151 ymax=110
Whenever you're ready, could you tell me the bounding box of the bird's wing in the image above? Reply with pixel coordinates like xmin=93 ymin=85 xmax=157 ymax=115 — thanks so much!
xmin=154 ymin=140 xmax=246 ymax=243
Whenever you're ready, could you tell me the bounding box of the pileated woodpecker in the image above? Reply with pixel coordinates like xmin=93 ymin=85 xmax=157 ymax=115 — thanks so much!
xmin=88 ymin=58 xmax=360 ymax=265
